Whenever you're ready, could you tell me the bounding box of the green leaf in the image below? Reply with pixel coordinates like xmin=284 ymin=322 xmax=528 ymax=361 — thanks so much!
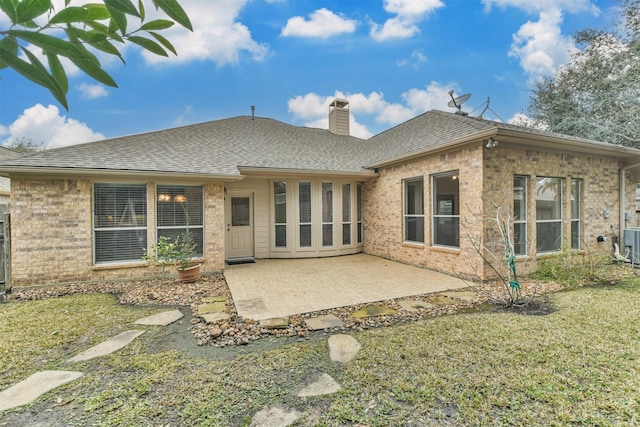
xmin=85 ymin=20 xmax=124 ymax=42
xmin=0 ymin=36 xmax=18 ymax=69
xmin=0 ymin=0 xmax=18 ymax=24
xmin=90 ymin=39 xmax=125 ymax=63
xmin=104 ymin=0 xmax=139 ymax=17
xmin=152 ymin=0 xmax=192 ymax=31
xmin=47 ymin=51 xmax=68 ymax=93
xmin=83 ymin=3 xmax=110 ymax=20
xmin=140 ymin=19 xmax=174 ymax=31
xmin=105 ymin=3 xmax=127 ymax=34
xmin=68 ymin=55 xmax=118 ymax=87
xmin=138 ymin=0 xmax=145 ymax=21
xmin=7 ymin=29 xmax=80 ymax=58
xmin=0 ymin=44 xmax=68 ymax=109
xmin=64 ymin=27 xmax=107 ymax=44
xmin=149 ymin=31 xmax=176 ymax=55
xmin=49 ymin=6 xmax=89 ymax=24
xmin=15 ymin=0 xmax=51 ymax=24
xmin=128 ymin=35 xmax=167 ymax=56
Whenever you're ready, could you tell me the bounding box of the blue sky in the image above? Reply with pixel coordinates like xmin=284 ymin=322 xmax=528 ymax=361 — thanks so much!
xmin=0 ymin=0 xmax=618 ymax=148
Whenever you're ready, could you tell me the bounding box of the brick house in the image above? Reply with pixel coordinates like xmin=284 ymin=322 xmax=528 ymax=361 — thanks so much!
xmin=1 ymin=99 xmax=639 ymax=286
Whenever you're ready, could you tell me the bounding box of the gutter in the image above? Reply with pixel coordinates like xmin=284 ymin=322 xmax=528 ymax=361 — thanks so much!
xmin=237 ymin=166 xmax=378 ymax=178
xmin=620 ymin=162 xmax=640 ymax=242
xmin=0 ymin=166 xmax=245 ymax=182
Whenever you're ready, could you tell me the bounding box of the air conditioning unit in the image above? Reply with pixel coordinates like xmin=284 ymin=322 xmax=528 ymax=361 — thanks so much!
xmin=624 ymin=228 xmax=640 ymax=266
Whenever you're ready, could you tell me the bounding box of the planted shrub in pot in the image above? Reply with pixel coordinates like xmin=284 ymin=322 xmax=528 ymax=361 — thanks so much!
xmin=144 ymin=230 xmax=201 ymax=282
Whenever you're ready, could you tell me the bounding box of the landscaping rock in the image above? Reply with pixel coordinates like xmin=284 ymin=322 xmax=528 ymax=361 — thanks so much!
xmin=201 ymin=312 xmax=230 ymax=323
xmin=328 ymin=334 xmax=361 ymax=364
xmin=0 ymin=371 xmax=84 ymax=411
xmin=68 ymin=330 xmax=145 ymax=363
xmin=304 ymin=314 xmax=344 ymax=330
xmin=250 ymin=405 xmax=302 ymax=427
xmin=297 ymin=373 xmax=341 ymax=397
xmin=440 ymin=291 xmax=478 ymax=302
xmin=134 ymin=309 xmax=183 ymax=326
xmin=398 ymin=299 xmax=434 ymax=312
xmin=260 ymin=317 xmax=289 ymax=329
xmin=352 ymin=304 xmax=397 ymax=319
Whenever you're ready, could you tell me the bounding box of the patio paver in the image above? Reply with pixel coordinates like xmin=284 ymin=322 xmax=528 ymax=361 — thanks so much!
xmin=225 ymin=254 xmax=469 ymax=320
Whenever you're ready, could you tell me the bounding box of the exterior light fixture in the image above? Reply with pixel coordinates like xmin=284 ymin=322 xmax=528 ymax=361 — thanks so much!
xmin=486 ymin=137 xmax=498 ymax=148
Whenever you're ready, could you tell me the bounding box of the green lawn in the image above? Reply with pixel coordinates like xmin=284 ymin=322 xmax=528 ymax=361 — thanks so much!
xmin=2 ymin=279 xmax=640 ymax=426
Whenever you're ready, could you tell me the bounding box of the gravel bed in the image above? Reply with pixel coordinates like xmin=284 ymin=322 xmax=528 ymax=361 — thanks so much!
xmin=3 ymin=273 xmax=566 ymax=347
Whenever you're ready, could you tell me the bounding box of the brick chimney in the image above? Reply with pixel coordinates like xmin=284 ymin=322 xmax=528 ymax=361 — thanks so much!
xmin=329 ymin=98 xmax=350 ymax=136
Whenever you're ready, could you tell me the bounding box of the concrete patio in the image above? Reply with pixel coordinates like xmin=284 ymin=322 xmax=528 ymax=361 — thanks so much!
xmin=224 ymin=253 xmax=470 ymax=320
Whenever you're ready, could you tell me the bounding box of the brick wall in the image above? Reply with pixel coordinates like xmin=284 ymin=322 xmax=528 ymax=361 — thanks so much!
xmin=363 ymin=143 xmax=485 ymax=279
xmin=364 ymin=141 xmax=628 ymax=280
xmin=10 ymin=178 xmax=225 ymax=286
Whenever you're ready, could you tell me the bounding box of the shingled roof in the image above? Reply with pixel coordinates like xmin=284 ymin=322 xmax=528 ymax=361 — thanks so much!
xmin=1 ymin=110 xmax=638 ymax=178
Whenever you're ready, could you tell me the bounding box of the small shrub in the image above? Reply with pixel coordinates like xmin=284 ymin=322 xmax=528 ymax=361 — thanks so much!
xmin=531 ymin=251 xmax=620 ymax=286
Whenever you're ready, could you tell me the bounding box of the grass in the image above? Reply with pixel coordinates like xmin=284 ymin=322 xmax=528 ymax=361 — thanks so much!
xmin=2 ymin=277 xmax=640 ymax=425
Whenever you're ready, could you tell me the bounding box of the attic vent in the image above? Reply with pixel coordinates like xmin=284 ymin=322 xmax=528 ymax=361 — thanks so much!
xmin=329 ymin=98 xmax=350 ymax=136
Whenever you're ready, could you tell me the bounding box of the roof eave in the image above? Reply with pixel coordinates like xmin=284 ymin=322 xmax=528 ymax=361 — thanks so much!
xmin=0 ymin=166 xmax=244 ymax=181
xmin=237 ymin=166 xmax=378 ymax=178
xmin=367 ymin=129 xmax=497 ymax=169
xmin=496 ymin=129 xmax=640 ymax=159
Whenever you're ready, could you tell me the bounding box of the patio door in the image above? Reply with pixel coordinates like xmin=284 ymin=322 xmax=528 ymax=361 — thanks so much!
xmin=225 ymin=192 xmax=254 ymax=260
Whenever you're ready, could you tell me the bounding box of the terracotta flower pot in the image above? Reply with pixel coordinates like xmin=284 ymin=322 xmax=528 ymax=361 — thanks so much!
xmin=177 ymin=264 xmax=201 ymax=283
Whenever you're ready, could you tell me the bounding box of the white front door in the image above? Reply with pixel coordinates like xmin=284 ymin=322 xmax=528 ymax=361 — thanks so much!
xmin=225 ymin=192 xmax=254 ymax=260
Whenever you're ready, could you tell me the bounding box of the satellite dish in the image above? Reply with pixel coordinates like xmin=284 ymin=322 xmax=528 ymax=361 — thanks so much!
xmin=447 ymin=91 xmax=472 ymax=114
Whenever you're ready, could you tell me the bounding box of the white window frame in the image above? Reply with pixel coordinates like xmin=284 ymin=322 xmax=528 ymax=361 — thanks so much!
xmin=156 ymin=185 xmax=204 ymax=257
xmin=536 ymin=176 xmax=563 ymax=253
xmin=342 ymin=183 xmax=352 ymax=246
xmin=571 ymin=179 xmax=581 ymax=250
xmin=403 ymin=177 xmax=425 ymax=244
xmin=93 ymin=183 xmax=147 ymax=264
xmin=431 ymin=171 xmax=459 ymax=248
xmin=513 ymin=176 xmax=528 ymax=256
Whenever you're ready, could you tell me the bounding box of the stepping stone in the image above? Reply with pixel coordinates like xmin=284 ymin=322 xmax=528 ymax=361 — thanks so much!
xmin=297 ymin=373 xmax=341 ymax=397
xmin=250 ymin=405 xmax=302 ymax=427
xmin=351 ymin=304 xmax=397 ymax=319
xmin=328 ymin=334 xmax=361 ymax=364
xmin=201 ymin=312 xmax=230 ymax=323
xmin=198 ymin=301 xmax=226 ymax=315
xmin=431 ymin=295 xmax=459 ymax=305
xmin=304 ymin=314 xmax=344 ymax=331
xmin=68 ymin=330 xmax=145 ymax=363
xmin=440 ymin=291 xmax=478 ymax=302
xmin=134 ymin=310 xmax=184 ymax=326
xmin=0 ymin=371 xmax=83 ymax=411
xmin=398 ymin=299 xmax=434 ymax=312
xmin=202 ymin=295 xmax=226 ymax=303
xmin=260 ymin=317 xmax=289 ymax=329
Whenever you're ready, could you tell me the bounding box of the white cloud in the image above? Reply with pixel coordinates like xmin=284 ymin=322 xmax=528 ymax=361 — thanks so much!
xmin=287 ymin=81 xmax=460 ymax=138
xmin=76 ymin=83 xmax=109 ymax=99
xmin=281 ymin=8 xmax=357 ymax=39
xmin=397 ymin=49 xmax=428 ymax=68
xmin=481 ymin=0 xmax=600 ymax=80
xmin=509 ymin=10 xmax=578 ymax=78
xmin=141 ymin=0 xmax=269 ymax=66
xmin=370 ymin=0 xmax=444 ymax=41
xmin=2 ymin=104 xmax=104 ymax=149
xmin=481 ymin=0 xmax=598 ymax=14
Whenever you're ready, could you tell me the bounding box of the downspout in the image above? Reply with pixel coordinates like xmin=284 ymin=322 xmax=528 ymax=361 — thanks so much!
xmin=619 ymin=162 xmax=640 ymax=242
